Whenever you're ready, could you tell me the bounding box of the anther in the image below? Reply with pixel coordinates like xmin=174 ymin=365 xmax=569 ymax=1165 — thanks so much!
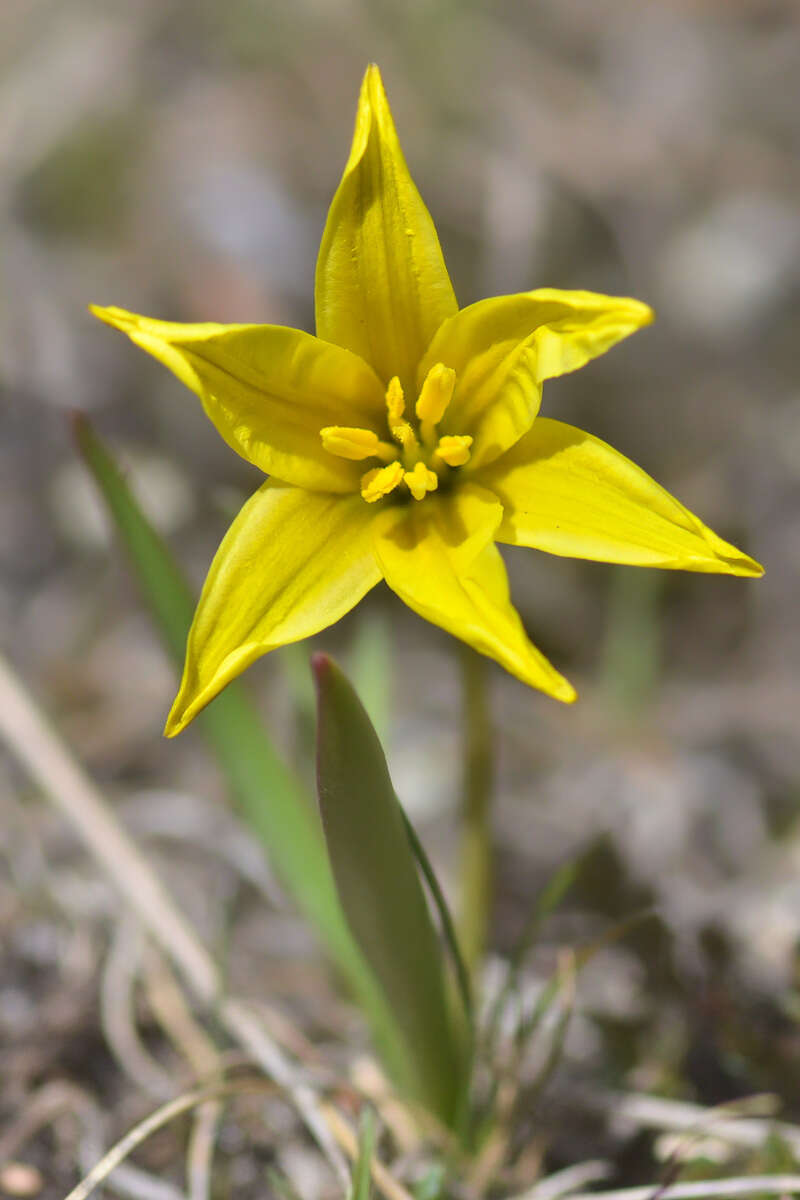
xmin=385 ymin=376 xmax=406 ymax=427
xmin=433 ymin=434 xmax=473 ymax=468
xmin=361 ymin=461 xmax=405 ymax=503
xmin=416 ymin=362 xmax=456 ymax=445
xmin=384 ymin=376 xmax=419 ymax=457
xmin=321 ymin=426 xmax=395 ymax=462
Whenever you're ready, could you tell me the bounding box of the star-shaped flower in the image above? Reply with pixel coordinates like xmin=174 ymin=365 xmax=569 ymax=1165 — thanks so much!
xmin=92 ymin=65 xmax=762 ymax=737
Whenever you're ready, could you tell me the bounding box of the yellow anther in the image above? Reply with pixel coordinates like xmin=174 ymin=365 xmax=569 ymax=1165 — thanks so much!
xmin=360 ymin=460 xmax=405 ymax=503
xmin=385 ymin=376 xmax=406 ymax=426
xmin=416 ymin=363 xmax=456 ymax=426
xmin=321 ymin=426 xmax=395 ymax=462
xmin=393 ymin=422 xmax=420 ymax=455
xmin=434 ymin=434 xmax=473 ymax=468
xmin=384 ymin=376 xmax=419 ymax=455
xmin=321 ymin=426 xmax=377 ymax=460
xmin=404 ymin=461 xmax=439 ymax=501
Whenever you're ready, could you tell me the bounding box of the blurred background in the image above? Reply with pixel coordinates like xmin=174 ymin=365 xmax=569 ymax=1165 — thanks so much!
xmin=2 ymin=0 xmax=800 ymax=1193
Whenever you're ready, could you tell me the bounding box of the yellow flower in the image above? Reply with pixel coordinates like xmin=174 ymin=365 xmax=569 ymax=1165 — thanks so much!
xmin=91 ymin=65 xmax=762 ymax=737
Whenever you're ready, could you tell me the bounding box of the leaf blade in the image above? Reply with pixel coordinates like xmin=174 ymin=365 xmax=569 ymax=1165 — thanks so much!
xmin=313 ymin=652 xmax=467 ymax=1125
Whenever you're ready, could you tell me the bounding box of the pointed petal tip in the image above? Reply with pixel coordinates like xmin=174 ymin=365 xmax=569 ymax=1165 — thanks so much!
xmin=363 ymin=62 xmax=386 ymax=98
xmin=89 ymin=303 xmax=137 ymax=333
xmin=729 ymin=555 xmax=765 ymax=579
xmin=510 ymin=656 xmax=577 ymax=704
xmin=611 ymin=295 xmax=654 ymax=332
xmin=355 ymin=63 xmax=395 ymax=143
xmin=638 ymin=301 xmax=656 ymax=327
xmin=164 ymin=686 xmax=199 ymax=738
xmin=163 ymin=704 xmax=186 ymax=739
xmin=704 ymin=530 xmax=764 ymax=578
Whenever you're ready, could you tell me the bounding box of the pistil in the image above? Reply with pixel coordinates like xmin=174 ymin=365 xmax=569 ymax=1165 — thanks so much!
xmin=404 ymin=461 xmax=439 ymax=500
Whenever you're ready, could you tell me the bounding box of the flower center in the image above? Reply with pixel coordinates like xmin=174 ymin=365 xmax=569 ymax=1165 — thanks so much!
xmin=320 ymin=363 xmax=473 ymax=503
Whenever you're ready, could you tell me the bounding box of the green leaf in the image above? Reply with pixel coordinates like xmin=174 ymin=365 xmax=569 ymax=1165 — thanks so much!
xmin=413 ymin=1164 xmax=448 ymax=1200
xmin=483 ymin=858 xmax=577 ymax=1057
xmin=350 ymin=1109 xmax=377 ymax=1200
xmin=313 ymin=653 xmax=467 ymax=1126
xmin=515 ymin=908 xmax=656 ymax=1049
xmin=72 ymin=414 xmax=407 ymax=1087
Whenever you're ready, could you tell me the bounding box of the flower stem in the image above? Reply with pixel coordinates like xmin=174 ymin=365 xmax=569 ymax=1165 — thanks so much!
xmin=457 ymin=645 xmax=493 ymax=976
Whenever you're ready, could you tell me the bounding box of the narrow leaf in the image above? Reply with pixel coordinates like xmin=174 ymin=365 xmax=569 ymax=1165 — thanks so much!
xmin=483 ymin=857 xmax=577 ymax=1057
xmin=72 ymin=414 xmax=407 ymax=1085
xmin=313 ymin=653 xmax=466 ymax=1125
xmin=350 ymin=1108 xmax=377 ymax=1200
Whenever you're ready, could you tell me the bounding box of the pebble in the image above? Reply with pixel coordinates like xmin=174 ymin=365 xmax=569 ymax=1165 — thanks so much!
xmin=0 ymin=1163 xmax=43 ymax=1198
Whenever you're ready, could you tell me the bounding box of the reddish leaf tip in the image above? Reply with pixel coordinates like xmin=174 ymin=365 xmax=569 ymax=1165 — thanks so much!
xmin=311 ymin=651 xmax=334 ymax=688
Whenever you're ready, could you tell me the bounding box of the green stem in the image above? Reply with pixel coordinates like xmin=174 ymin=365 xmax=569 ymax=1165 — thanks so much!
xmin=457 ymin=646 xmax=493 ymax=976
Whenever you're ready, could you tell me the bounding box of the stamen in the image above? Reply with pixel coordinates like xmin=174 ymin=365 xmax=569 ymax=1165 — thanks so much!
xmin=434 ymin=434 xmax=473 ymax=468
xmin=404 ymin=461 xmax=439 ymax=501
xmin=361 ymin=461 xmax=405 ymax=503
xmin=416 ymin=363 xmax=456 ymax=445
xmin=321 ymin=426 xmax=395 ymax=462
xmin=384 ymin=375 xmax=419 ymax=456
xmin=393 ymin=422 xmax=420 ymax=456
xmin=359 ymin=368 xmax=467 ymax=504
xmin=385 ymin=376 xmax=406 ymax=426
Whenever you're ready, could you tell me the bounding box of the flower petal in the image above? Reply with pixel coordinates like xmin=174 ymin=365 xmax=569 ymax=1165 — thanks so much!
xmin=166 ymin=483 xmax=381 ymax=735
xmin=480 ymin=418 xmax=764 ymax=576
xmin=314 ymin=64 xmax=457 ymax=391
xmin=419 ymin=289 xmax=653 ymax=469
xmin=91 ymin=306 xmax=386 ymax=492
xmin=373 ymin=483 xmax=576 ymax=701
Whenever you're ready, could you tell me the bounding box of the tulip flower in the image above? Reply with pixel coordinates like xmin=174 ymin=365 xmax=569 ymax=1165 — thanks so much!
xmin=92 ymin=65 xmax=762 ymax=737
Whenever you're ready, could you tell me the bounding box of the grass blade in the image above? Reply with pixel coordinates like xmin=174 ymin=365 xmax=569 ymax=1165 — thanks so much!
xmin=350 ymin=1109 xmax=377 ymax=1200
xmin=483 ymin=858 xmax=578 ymax=1058
xmin=73 ymin=415 xmax=406 ymax=1082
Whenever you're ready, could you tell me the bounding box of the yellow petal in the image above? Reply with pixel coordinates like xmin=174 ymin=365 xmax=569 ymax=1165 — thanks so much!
xmin=419 ymin=289 xmax=653 ymax=468
xmin=373 ymin=484 xmax=576 ymax=701
xmin=91 ymin=306 xmax=385 ymax=493
xmin=166 ymin=483 xmax=381 ymax=735
xmin=480 ymin=418 xmax=763 ymax=576
xmin=314 ymin=65 xmax=457 ymax=392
